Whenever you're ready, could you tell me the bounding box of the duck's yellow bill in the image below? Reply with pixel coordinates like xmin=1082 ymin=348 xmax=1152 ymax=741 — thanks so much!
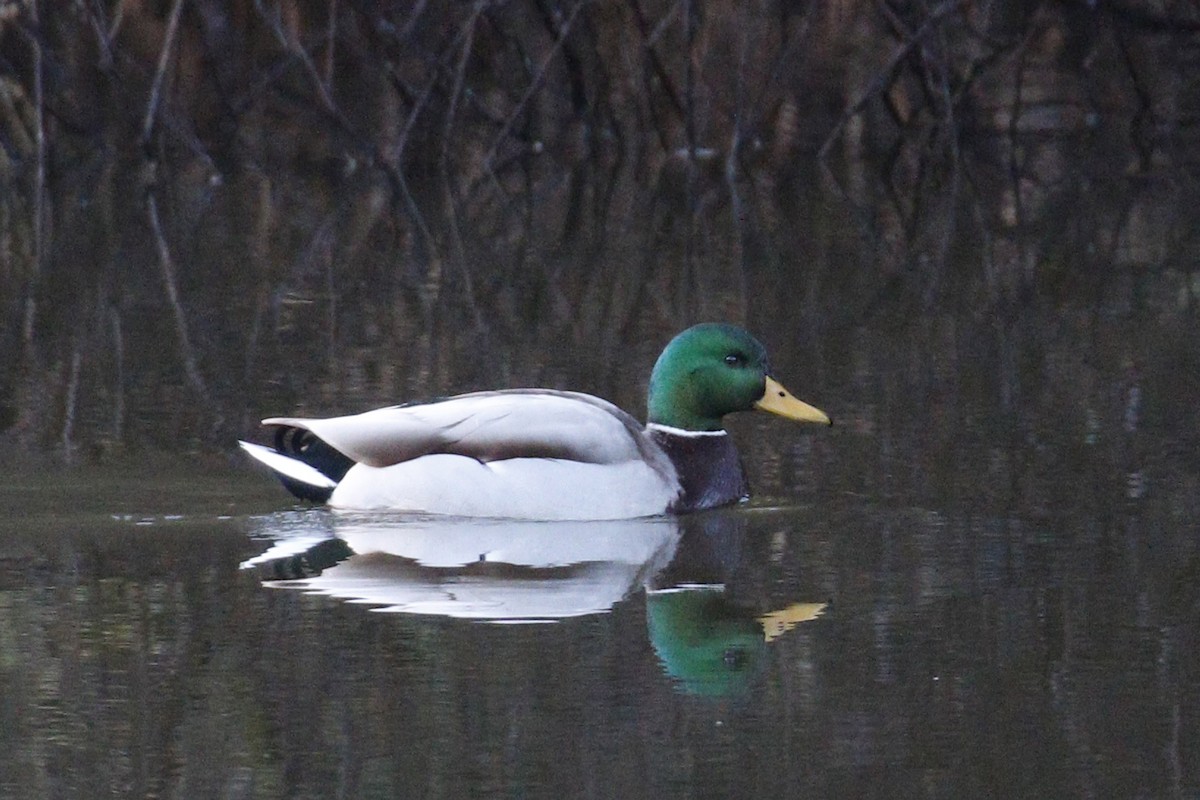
xmin=760 ymin=602 xmax=828 ymax=643
xmin=755 ymin=376 xmax=832 ymax=425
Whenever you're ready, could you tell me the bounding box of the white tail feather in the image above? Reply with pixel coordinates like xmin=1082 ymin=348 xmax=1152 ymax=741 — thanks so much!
xmin=239 ymin=441 xmax=339 ymax=489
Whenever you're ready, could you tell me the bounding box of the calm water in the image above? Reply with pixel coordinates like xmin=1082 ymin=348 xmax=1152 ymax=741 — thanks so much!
xmin=4 ymin=225 xmax=1199 ymax=797
xmin=2 ymin=412 xmax=1197 ymax=799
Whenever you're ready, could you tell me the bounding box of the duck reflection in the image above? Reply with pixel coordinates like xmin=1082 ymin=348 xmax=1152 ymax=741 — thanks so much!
xmin=243 ymin=508 xmax=826 ymax=695
xmin=242 ymin=512 xmax=680 ymax=621
xmin=647 ymin=512 xmax=827 ymax=696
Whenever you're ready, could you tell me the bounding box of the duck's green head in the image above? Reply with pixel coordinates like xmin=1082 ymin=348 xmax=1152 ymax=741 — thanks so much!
xmin=647 ymin=323 xmax=831 ymax=432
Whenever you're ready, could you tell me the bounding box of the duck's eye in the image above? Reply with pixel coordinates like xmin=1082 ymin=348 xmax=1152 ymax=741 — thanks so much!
xmin=724 ymin=353 xmax=744 ymax=367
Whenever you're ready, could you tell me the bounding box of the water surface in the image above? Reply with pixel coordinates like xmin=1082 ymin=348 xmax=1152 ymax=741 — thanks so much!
xmin=2 ymin=454 xmax=1195 ymax=798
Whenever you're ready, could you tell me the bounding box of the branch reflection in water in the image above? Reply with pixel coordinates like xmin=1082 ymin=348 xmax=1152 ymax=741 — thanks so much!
xmin=242 ymin=509 xmax=827 ymax=695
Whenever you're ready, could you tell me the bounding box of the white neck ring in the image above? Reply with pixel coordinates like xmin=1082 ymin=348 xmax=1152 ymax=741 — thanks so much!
xmin=646 ymin=422 xmax=728 ymax=438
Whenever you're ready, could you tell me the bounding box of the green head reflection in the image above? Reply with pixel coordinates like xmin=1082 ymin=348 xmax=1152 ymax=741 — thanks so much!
xmin=647 ymin=586 xmax=826 ymax=697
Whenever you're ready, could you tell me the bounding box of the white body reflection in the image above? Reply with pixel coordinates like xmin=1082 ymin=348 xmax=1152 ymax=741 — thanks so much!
xmin=243 ymin=512 xmax=680 ymax=622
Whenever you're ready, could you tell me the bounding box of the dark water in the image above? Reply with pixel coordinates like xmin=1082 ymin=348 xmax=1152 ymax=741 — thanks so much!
xmin=4 ymin=218 xmax=1200 ymax=797
xmin=3 ymin=401 xmax=1198 ymax=800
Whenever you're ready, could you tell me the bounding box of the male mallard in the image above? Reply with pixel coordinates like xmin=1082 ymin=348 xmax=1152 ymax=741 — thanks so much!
xmin=239 ymin=323 xmax=831 ymax=519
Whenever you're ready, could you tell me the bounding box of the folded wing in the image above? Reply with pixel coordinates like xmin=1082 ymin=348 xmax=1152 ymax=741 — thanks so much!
xmin=263 ymin=389 xmax=670 ymax=471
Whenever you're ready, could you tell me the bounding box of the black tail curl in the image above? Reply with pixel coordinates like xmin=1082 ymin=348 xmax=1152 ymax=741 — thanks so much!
xmin=269 ymin=425 xmax=356 ymax=503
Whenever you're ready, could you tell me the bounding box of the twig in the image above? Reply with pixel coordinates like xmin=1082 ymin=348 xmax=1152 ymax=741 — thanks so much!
xmin=441 ymin=1 xmax=485 ymax=330
xmin=627 ymin=0 xmax=686 ymax=151
xmin=84 ymin=0 xmax=117 ymax=70
xmin=23 ymin=0 xmax=46 ymax=354
xmin=1007 ymin=29 xmax=1029 ymax=292
xmin=147 ymin=191 xmax=211 ymax=403
xmin=108 ymin=0 xmax=129 ymax=40
xmin=110 ymin=306 xmax=125 ymax=443
xmin=62 ymin=342 xmax=82 ymax=463
xmin=141 ymin=0 xmax=186 ymax=146
xmin=255 ymin=0 xmax=341 ymax=116
xmin=682 ymin=0 xmax=698 ymax=290
xmin=398 ymin=0 xmax=429 ymax=41
xmin=727 ymin=3 xmax=750 ymax=322
xmin=1092 ymin=0 xmax=1200 ymax=33
xmin=391 ymin=64 xmax=438 ymax=165
xmin=254 ymin=1 xmax=445 ymax=292
xmin=384 ymin=16 xmax=474 ymax=276
xmin=818 ymin=0 xmax=967 ymax=161
xmin=483 ymin=0 xmax=588 ymax=170
xmin=922 ymin=15 xmax=962 ymax=310
xmin=323 ymin=0 xmax=337 ymax=86
xmin=441 ymin=2 xmax=482 ymax=172
xmin=683 ymin=0 xmax=696 ymax=162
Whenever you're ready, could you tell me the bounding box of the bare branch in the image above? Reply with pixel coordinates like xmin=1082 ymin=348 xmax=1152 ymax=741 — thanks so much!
xmin=61 ymin=342 xmax=82 ymax=463
xmin=140 ymin=0 xmax=186 ymax=145
xmin=484 ymin=0 xmax=588 ymax=170
xmin=147 ymin=191 xmax=212 ymax=404
xmin=22 ymin=0 xmax=47 ymax=356
xmin=818 ymin=0 xmax=967 ymax=161
xmin=441 ymin=1 xmax=485 ymax=330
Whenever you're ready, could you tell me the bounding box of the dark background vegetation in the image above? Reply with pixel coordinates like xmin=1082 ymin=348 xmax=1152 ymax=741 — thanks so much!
xmin=0 ymin=0 xmax=1198 ymax=479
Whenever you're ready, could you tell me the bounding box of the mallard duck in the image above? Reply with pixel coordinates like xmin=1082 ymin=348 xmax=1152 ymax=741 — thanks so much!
xmin=239 ymin=323 xmax=831 ymax=519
